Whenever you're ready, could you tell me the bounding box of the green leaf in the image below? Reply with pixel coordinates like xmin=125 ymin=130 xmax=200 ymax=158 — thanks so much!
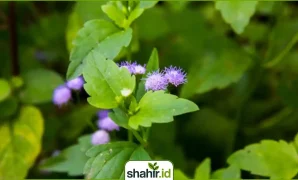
xmin=66 ymin=19 xmax=119 ymax=80
xmin=19 ymin=68 xmax=64 ymax=104
xmin=136 ymin=48 xmax=160 ymax=102
xmin=0 ymin=106 xmax=44 ymax=179
xmin=84 ymin=142 xmax=151 ymax=179
xmin=264 ymin=20 xmax=298 ymax=67
xmin=94 ymin=28 xmax=132 ymax=59
xmin=102 ymin=2 xmax=127 ymax=29
xmin=40 ymin=134 xmax=92 ymax=176
xmin=227 ymin=140 xmax=298 ymax=179
xmin=139 ymin=1 xmax=158 ymax=9
xmin=215 ymin=1 xmax=258 ymax=34
xmin=212 ymin=165 xmax=241 ymax=179
xmin=129 ymin=90 xmax=199 ymax=130
xmin=194 ymin=158 xmax=211 ymax=180
xmin=180 ymin=35 xmax=252 ymax=97
xmin=0 ymin=79 xmax=11 ymax=102
xmin=0 ymin=96 xmax=18 ymax=120
xmin=174 ymin=169 xmax=189 ymax=180
xmin=83 ymin=50 xmax=136 ymax=109
xmin=66 ymin=1 xmax=108 ymax=52
xmin=109 ymin=108 xmax=129 ymax=129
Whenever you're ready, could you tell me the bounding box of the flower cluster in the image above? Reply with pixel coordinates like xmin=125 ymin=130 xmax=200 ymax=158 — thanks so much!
xmin=91 ymin=109 xmax=120 ymax=145
xmin=118 ymin=61 xmax=146 ymax=75
xmin=145 ymin=66 xmax=187 ymax=91
xmin=52 ymin=76 xmax=84 ymax=106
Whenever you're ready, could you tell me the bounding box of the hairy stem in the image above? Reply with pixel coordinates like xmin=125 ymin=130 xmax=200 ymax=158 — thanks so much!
xmin=131 ymin=129 xmax=147 ymax=147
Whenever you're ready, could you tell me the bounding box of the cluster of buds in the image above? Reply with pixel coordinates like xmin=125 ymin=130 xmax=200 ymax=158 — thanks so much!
xmin=91 ymin=110 xmax=120 ymax=145
xmin=52 ymin=76 xmax=84 ymax=106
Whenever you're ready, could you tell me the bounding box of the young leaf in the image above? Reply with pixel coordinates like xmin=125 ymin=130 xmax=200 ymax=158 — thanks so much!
xmin=83 ymin=50 xmax=136 ymax=109
xmin=66 ymin=19 xmax=119 ymax=80
xmin=227 ymin=140 xmax=298 ymax=179
xmin=102 ymin=2 xmax=127 ymax=29
xmin=84 ymin=142 xmax=151 ymax=179
xmin=136 ymin=48 xmax=160 ymax=102
xmin=19 ymin=68 xmax=64 ymax=104
xmin=129 ymin=90 xmax=199 ymax=130
xmin=39 ymin=135 xmax=92 ymax=176
xmin=0 ymin=79 xmax=11 ymax=102
xmin=194 ymin=158 xmax=211 ymax=180
xmin=0 ymin=106 xmax=44 ymax=179
xmin=215 ymin=1 xmax=258 ymax=34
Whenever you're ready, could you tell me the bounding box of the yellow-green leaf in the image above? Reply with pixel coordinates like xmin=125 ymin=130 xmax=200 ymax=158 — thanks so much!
xmin=0 ymin=106 xmax=44 ymax=179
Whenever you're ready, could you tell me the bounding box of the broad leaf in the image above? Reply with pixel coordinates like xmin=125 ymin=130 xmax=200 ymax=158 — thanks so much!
xmin=0 ymin=79 xmax=11 ymax=102
xmin=180 ymin=34 xmax=252 ymax=98
xmin=227 ymin=140 xmax=298 ymax=179
xmin=0 ymin=106 xmax=44 ymax=179
xmin=84 ymin=142 xmax=151 ymax=179
xmin=129 ymin=90 xmax=199 ymax=129
xmin=66 ymin=19 xmax=119 ymax=80
xmin=19 ymin=68 xmax=64 ymax=104
xmin=264 ymin=20 xmax=298 ymax=67
xmin=211 ymin=165 xmax=241 ymax=179
xmin=66 ymin=1 xmax=108 ymax=52
xmin=40 ymin=135 xmax=92 ymax=176
xmin=83 ymin=50 xmax=136 ymax=109
xmin=136 ymin=48 xmax=160 ymax=101
xmin=215 ymin=1 xmax=258 ymax=34
xmin=194 ymin=158 xmax=211 ymax=180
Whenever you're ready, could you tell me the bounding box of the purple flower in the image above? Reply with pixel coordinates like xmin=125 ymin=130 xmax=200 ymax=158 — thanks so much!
xmin=97 ymin=110 xmax=109 ymax=119
xmin=119 ymin=61 xmax=135 ymax=74
xmin=91 ymin=130 xmax=110 ymax=145
xmin=52 ymin=85 xmax=71 ymax=106
xmin=145 ymin=71 xmax=168 ymax=91
xmin=97 ymin=116 xmax=120 ymax=131
xmin=132 ymin=63 xmax=146 ymax=75
xmin=66 ymin=76 xmax=84 ymax=90
xmin=163 ymin=66 xmax=187 ymax=87
xmin=119 ymin=61 xmax=146 ymax=75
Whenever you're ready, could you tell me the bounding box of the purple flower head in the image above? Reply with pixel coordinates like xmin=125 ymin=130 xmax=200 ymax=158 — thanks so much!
xmin=97 ymin=116 xmax=120 ymax=131
xmin=163 ymin=66 xmax=187 ymax=87
xmin=52 ymin=85 xmax=71 ymax=106
xmin=66 ymin=76 xmax=84 ymax=90
xmin=133 ymin=64 xmax=146 ymax=75
xmin=119 ymin=61 xmax=135 ymax=74
xmin=97 ymin=110 xmax=109 ymax=119
xmin=91 ymin=130 xmax=110 ymax=145
xmin=144 ymin=71 xmax=168 ymax=91
xmin=119 ymin=61 xmax=146 ymax=75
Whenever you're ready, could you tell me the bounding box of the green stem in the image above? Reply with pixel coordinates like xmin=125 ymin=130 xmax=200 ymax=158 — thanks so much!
xmin=144 ymin=128 xmax=150 ymax=142
xmin=131 ymin=129 xmax=147 ymax=147
xmin=128 ymin=130 xmax=133 ymax=142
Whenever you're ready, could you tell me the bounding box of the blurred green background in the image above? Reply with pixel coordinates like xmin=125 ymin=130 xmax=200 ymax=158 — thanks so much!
xmin=1 ymin=1 xmax=298 ymax=179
